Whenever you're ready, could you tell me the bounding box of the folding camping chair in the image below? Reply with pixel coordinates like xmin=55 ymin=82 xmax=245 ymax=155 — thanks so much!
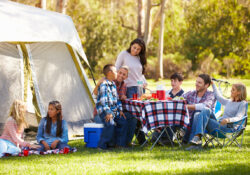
xmin=204 ymin=103 xmax=248 ymax=148
xmin=214 ymin=100 xmax=223 ymax=118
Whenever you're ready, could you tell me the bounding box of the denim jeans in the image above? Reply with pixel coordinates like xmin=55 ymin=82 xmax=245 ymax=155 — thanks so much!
xmin=96 ymin=112 xmax=136 ymax=147
xmin=114 ymin=116 xmax=128 ymax=147
xmin=126 ymin=86 xmax=146 ymax=144
xmin=98 ymin=112 xmax=116 ymax=149
xmin=0 ymin=139 xmax=21 ymax=157
xmin=38 ymin=142 xmax=71 ymax=151
xmin=183 ymin=111 xmax=200 ymax=143
xmin=126 ymin=86 xmax=145 ymax=98
xmin=124 ymin=111 xmax=137 ymax=145
xmin=126 ymin=86 xmax=138 ymax=98
xmin=189 ymin=108 xmax=235 ymax=142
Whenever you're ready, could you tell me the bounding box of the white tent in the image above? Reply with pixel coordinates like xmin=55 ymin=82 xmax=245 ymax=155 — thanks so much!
xmin=0 ymin=0 xmax=94 ymax=135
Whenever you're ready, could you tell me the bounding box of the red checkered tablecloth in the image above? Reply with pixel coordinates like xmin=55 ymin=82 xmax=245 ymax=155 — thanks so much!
xmin=122 ymin=99 xmax=189 ymax=133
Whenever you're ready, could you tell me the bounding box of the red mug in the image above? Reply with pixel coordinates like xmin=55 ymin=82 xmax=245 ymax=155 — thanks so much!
xmin=132 ymin=93 xmax=138 ymax=100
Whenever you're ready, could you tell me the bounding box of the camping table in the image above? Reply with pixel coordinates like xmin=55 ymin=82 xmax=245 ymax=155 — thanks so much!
xmin=122 ymin=99 xmax=190 ymax=150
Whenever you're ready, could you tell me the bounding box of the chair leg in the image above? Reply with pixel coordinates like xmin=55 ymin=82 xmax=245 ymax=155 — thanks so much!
xmin=204 ymin=134 xmax=216 ymax=148
xmin=224 ymin=133 xmax=238 ymax=147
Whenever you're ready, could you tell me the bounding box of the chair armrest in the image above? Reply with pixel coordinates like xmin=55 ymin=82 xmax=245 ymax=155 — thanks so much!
xmin=227 ymin=116 xmax=247 ymax=124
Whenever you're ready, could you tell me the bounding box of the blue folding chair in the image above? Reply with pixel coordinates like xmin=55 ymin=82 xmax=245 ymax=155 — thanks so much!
xmin=214 ymin=100 xmax=223 ymax=118
xmin=204 ymin=103 xmax=248 ymax=148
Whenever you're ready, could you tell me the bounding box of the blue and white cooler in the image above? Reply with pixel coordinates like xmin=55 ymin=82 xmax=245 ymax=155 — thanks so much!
xmin=84 ymin=123 xmax=104 ymax=148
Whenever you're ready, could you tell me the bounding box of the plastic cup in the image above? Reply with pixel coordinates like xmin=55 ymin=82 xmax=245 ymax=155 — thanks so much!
xmin=63 ymin=147 xmax=69 ymax=154
xmin=132 ymin=93 xmax=138 ymax=100
xmin=23 ymin=149 xmax=29 ymax=156
xmin=152 ymin=93 xmax=157 ymax=99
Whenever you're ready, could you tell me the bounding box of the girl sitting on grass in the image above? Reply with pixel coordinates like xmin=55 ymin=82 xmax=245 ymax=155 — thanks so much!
xmin=0 ymin=100 xmax=40 ymax=157
xmin=36 ymin=100 xmax=70 ymax=151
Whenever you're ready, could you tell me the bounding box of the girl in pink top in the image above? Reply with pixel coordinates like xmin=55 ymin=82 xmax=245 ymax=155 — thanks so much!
xmin=0 ymin=100 xmax=40 ymax=157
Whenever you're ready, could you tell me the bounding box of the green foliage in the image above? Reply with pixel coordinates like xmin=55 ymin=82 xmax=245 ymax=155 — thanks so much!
xmin=182 ymin=0 xmax=249 ymax=77
xmin=163 ymin=53 xmax=192 ymax=78
xmin=148 ymin=0 xmax=187 ymax=55
xmin=10 ymin=0 xmax=250 ymax=79
xmin=67 ymin=0 xmax=136 ymax=78
xmin=196 ymin=49 xmax=223 ymax=77
xmin=146 ymin=53 xmax=192 ymax=79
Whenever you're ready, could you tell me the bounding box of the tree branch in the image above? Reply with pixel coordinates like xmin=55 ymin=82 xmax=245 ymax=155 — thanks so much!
xmin=152 ymin=3 xmax=160 ymax=7
xmin=120 ymin=16 xmax=136 ymax=31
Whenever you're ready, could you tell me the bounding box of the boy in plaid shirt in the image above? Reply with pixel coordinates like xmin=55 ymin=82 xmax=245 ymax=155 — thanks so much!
xmin=96 ymin=64 xmax=127 ymax=150
xmin=93 ymin=66 xmax=137 ymax=147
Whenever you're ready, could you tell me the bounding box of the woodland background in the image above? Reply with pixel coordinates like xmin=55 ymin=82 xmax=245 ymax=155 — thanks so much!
xmin=12 ymin=0 xmax=250 ymax=80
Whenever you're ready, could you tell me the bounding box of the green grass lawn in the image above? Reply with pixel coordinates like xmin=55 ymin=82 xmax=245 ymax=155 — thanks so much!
xmin=0 ymin=79 xmax=249 ymax=175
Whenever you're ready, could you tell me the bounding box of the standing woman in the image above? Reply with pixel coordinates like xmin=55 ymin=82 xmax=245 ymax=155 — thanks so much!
xmin=115 ymin=38 xmax=147 ymax=144
xmin=0 ymin=100 xmax=40 ymax=157
xmin=115 ymin=38 xmax=147 ymax=98
xmin=37 ymin=101 xmax=70 ymax=151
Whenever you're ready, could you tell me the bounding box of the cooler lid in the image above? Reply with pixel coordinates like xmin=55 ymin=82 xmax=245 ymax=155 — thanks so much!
xmin=84 ymin=123 xmax=104 ymax=128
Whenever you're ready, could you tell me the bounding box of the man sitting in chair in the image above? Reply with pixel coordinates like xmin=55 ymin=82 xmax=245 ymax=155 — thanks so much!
xmin=182 ymin=74 xmax=216 ymax=143
xmin=186 ymin=82 xmax=247 ymax=150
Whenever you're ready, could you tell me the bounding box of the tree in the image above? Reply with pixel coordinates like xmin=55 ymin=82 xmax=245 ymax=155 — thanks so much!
xmin=55 ymin=0 xmax=68 ymax=14
xmin=182 ymin=0 xmax=249 ymax=76
xmin=156 ymin=0 xmax=167 ymax=79
xmin=121 ymin=0 xmax=162 ymax=45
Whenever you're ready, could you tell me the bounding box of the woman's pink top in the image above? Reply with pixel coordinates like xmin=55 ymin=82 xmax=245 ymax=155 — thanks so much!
xmin=0 ymin=117 xmax=29 ymax=147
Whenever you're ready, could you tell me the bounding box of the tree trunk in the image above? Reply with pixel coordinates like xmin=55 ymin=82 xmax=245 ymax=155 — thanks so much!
xmin=56 ymin=0 xmax=68 ymax=14
xmin=137 ymin=0 xmax=146 ymax=38
xmin=137 ymin=0 xmax=143 ymax=38
xmin=122 ymin=0 xmax=160 ymax=46
xmin=157 ymin=0 xmax=167 ymax=79
xmin=143 ymin=0 xmax=151 ymax=45
xmin=41 ymin=0 xmax=46 ymax=9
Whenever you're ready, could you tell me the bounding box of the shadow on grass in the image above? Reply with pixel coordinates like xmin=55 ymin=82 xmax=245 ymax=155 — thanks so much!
xmin=113 ymin=163 xmax=249 ymax=175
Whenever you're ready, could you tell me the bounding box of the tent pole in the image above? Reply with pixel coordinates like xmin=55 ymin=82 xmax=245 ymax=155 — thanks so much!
xmin=89 ymin=67 xmax=96 ymax=86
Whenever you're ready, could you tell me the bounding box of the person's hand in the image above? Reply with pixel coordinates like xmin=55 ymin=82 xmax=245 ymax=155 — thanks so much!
xmin=105 ymin=114 xmax=113 ymax=122
xmin=41 ymin=140 xmax=50 ymax=151
xmin=143 ymin=83 xmax=147 ymax=88
xmin=120 ymin=111 xmax=126 ymax=119
xmin=220 ymin=118 xmax=229 ymax=126
xmin=155 ymin=128 xmax=161 ymax=133
xmin=51 ymin=140 xmax=60 ymax=149
xmin=120 ymin=95 xmax=127 ymax=100
xmin=29 ymin=144 xmax=41 ymax=149
xmin=93 ymin=77 xmax=105 ymax=96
